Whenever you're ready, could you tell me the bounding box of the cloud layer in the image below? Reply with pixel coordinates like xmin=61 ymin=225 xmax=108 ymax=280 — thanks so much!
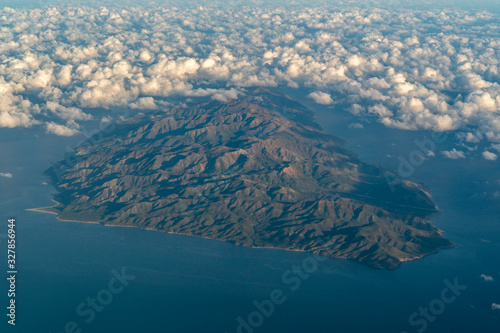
xmin=0 ymin=2 xmax=499 ymax=150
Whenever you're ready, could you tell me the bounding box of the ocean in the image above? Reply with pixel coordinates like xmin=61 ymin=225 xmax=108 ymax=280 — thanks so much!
xmin=1 ymin=95 xmax=499 ymax=333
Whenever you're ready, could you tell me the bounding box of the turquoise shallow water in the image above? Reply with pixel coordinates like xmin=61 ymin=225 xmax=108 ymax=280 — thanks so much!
xmin=0 ymin=101 xmax=499 ymax=333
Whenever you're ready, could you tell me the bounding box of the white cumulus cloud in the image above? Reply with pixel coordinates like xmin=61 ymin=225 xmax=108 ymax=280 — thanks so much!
xmin=442 ymin=149 xmax=466 ymax=159
xmin=0 ymin=3 xmax=498 ymax=147
xmin=482 ymin=151 xmax=498 ymax=161
xmin=309 ymin=92 xmax=333 ymax=105
xmin=45 ymin=122 xmax=79 ymax=136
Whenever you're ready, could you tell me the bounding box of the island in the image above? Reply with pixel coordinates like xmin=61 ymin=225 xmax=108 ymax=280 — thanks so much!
xmin=36 ymin=88 xmax=452 ymax=269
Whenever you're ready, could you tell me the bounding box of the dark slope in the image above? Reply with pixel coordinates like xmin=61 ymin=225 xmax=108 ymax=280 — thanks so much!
xmin=43 ymin=89 xmax=452 ymax=269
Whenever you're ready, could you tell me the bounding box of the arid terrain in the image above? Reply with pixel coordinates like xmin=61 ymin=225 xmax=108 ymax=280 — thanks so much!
xmin=41 ymin=89 xmax=452 ymax=269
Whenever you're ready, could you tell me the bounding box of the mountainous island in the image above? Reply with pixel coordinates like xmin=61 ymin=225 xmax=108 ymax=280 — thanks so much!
xmin=37 ymin=88 xmax=452 ymax=269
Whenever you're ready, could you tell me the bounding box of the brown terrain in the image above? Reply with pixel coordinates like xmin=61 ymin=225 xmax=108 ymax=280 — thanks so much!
xmin=40 ymin=88 xmax=452 ymax=269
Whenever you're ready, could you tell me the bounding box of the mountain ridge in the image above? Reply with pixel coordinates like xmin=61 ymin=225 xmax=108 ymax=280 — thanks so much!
xmin=40 ymin=88 xmax=452 ymax=269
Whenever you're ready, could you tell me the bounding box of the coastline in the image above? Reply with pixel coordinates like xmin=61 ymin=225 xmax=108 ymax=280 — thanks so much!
xmin=26 ymin=201 xmax=447 ymax=270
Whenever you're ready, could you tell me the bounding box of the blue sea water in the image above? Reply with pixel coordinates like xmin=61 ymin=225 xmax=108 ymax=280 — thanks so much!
xmin=0 ymin=97 xmax=499 ymax=333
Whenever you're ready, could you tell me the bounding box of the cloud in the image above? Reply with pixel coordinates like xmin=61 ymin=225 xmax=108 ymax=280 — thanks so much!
xmin=481 ymin=274 xmax=494 ymax=282
xmin=44 ymin=102 xmax=92 ymax=121
xmin=211 ymin=88 xmax=240 ymax=103
xmin=348 ymin=123 xmax=364 ymax=129
xmin=369 ymin=104 xmax=393 ymax=118
xmin=441 ymin=149 xmax=466 ymax=159
xmin=130 ymin=97 xmax=158 ymax=110
xmin=0 ymin=110 xmax=37 ymax=128
xmin=0 ymin=3 xmax=498 ymax=148
xmin=309 ymin=92 xmax=333 ymax=105
xmin=482 ymin=151 xmax=498 ymax=161
xmin=101 ymin=116 xmax=113 ymax=124
xmin=45 ymin=122 xmax=79 ymax=136
xmin=0 ymin=173 xmax=13 ymax=178
xmin=139 ymin=50 xmax=153 ymax=63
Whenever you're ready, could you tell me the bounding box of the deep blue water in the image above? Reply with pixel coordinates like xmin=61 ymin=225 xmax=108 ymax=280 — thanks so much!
xmin=1 ymin=96 xmax=499 ymax=333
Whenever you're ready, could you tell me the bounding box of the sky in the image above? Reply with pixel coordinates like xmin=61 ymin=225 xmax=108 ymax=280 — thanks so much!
xmin=0 ymin=0 xmax=499 ymax=160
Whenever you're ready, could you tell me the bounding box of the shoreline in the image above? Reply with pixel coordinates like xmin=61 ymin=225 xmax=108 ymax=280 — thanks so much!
xmin=26 ymin=198 xmax=61 ymax=214
xmin=26 ymin=201 xmax=450 ymax=270
xmin=27 ymin=203 xmax=311 ymax=251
